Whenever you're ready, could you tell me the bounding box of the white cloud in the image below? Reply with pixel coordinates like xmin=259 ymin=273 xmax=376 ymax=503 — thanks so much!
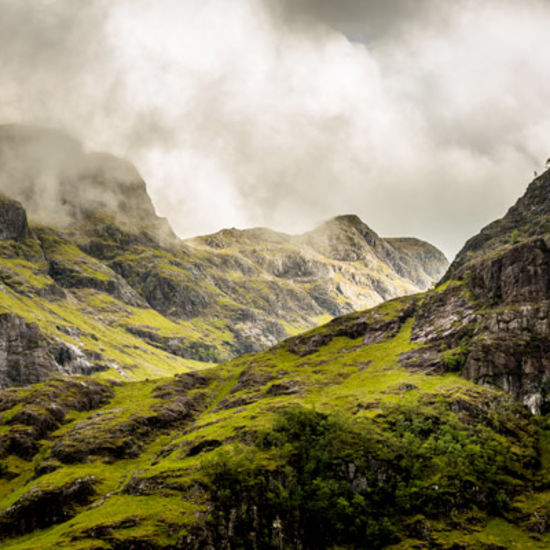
xmin=1 ymin=0 xmax=550 ymax=258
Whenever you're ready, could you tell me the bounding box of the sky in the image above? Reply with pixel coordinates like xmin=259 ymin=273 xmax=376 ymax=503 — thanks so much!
xmin=2 ymin=0 xmax=550 ymax=259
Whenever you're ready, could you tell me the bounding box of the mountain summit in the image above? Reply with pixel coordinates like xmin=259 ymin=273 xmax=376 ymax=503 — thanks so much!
xmin=0 ymin=125 xmax=448 ymax=387
xmin=0 ymin=124 xmax=175 ymax=240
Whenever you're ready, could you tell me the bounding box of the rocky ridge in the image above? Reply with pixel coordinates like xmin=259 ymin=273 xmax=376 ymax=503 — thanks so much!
xmin=0 ymin=124 xmax=448 ymax=387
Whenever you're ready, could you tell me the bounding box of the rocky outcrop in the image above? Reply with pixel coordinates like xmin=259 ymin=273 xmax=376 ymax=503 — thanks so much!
xmin=0 ymin=476 xmax=98 ymax=539
xmin=0 ymin=313 xmax=58 ymax=388
xmin=396 ymin=272 xmax=550 ymax=414
xmin=461 ymin=237 xmax=550 ymax=305
xmin=398 ymin=170 xmax=550 ymax=414
xmin=139 ymin=271 xmax=210 ymax=319
xmin=0 ymin=196 xmax=29 ymax=241
xmin=0 ymin=378 xmax=114 ymax=462
xmin=0 ymin=312 xmax=116 ymax=388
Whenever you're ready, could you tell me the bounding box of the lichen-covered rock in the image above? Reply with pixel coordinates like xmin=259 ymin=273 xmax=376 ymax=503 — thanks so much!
xmin=139 ymin=271 xmax=210 ymax=319
xmin=49 ymin=376 xmax=208 ymax=464
xmin=0 ymin=378 xmax=114 ymax=461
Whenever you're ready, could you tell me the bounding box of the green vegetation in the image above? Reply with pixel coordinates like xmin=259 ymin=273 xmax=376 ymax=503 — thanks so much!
xmin=4 ymin=171 xmax=550 ymax=548
xmin=441 ymin=336 xmax=471 ymax=372
xmin=1 ymin=289 xmax=547 ymax=549
xmin=203 ymin=396 xmax=536 ymax=549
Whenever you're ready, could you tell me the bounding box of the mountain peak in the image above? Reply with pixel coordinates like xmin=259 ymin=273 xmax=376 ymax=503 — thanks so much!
xmin=322 ymin=213 xmax=376 ymax=235
xmin=0 ymin=124 xmax=174 ymax=241
xmin=0 ymin=123 xmax=82 ymax=156
xmin=331 ymin=213 xmax=366 ymax=227
xmin=300 ymin=214 xmax=379 ymax=257
xmin=444 ymin=169 xmax=550 ymax=281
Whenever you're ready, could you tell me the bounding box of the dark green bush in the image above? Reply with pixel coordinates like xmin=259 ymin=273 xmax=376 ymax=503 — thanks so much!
xmin=202 ymin=399 xmax=536 ymax=549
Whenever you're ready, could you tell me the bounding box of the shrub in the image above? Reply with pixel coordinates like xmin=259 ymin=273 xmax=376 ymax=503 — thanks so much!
xmin=202 ymin=400 xmax=536 ymax=549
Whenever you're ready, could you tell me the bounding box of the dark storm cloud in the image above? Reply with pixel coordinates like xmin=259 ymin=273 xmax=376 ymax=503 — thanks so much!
xmin=269 ymin=0 xmax=440 ymax=40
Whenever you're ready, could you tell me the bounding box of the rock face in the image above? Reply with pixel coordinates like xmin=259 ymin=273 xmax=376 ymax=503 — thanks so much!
xmin=0 ymin=197 xmax=29 ymax=241
xmin=0 ymin=313 xmax=112 ymax=389
xmin=0 ymin=124 xmax=448 ymax=385
xmin=0 ymin=313 xmax=57 ymax=388
xmin=393 ymin=169 xmax=550 ymax=414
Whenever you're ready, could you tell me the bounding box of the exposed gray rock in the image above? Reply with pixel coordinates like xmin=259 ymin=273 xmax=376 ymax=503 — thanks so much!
xmin=408 ymin=169 xmax=550 ymax=413
xmin=0 ymin=196 xmax=29 ymax=241
xmin=0 ymin=313 xmax=58 ymax=388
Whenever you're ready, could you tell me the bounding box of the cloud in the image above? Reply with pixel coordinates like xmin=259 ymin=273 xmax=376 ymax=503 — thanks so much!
xmin=268 ymin=0 xmax=440 ymax=40
xmin=1 ymin=0 xmax=550 ymax=259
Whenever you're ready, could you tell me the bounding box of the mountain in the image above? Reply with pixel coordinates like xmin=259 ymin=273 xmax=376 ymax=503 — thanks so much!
xmin=0 ymin=124 xmax=447 ymax=387
xmin=1 ymin=156 xmax=550 ymax=547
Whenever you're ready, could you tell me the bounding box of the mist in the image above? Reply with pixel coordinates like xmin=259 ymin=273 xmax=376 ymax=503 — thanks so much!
xmin=2 ymin=0 xmax=550 ymax=259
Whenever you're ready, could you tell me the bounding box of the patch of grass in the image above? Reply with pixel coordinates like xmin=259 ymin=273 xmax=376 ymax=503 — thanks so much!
xmin=0 ymin=284 xmax=206 ymax=381
xmin=0 ymin=258 xmax=52 ymax=291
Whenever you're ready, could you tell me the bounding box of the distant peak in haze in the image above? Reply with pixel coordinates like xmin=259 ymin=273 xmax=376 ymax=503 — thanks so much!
xmin=0 ymin=124 xmax=174 ymax=240
xmin=331 ymin=214 xmax=368 ymax=227
xmin=0 ymin=123 xmax=82 ymax=155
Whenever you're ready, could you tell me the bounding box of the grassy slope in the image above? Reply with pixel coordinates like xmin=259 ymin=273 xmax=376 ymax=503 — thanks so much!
xmin=1 ymin=288 xmax=549 ymax=549
xmin=0 ymin=279 xmax=207 ymax=380
xmin=0 ymin=211 xmax=447 ymax=382
xmin=0 ymin=225 xmax=231 ymax=379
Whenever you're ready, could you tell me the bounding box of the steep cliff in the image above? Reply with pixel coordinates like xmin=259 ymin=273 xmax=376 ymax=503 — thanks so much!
xmin=402 ymin=169 xmax=550 ymax=414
